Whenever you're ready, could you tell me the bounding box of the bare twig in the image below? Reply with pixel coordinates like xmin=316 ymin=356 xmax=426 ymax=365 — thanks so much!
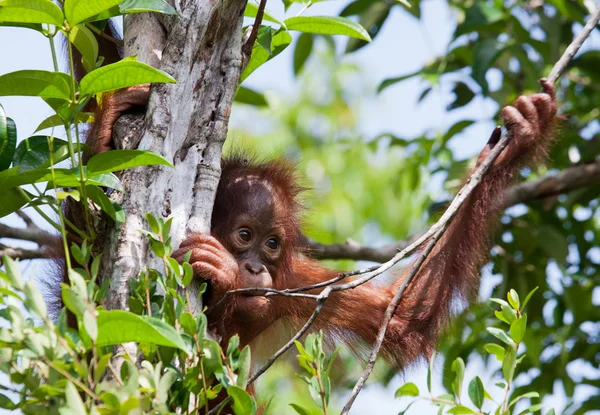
xmin=85 ymin=23 xmax=125 ymax=47
xmin=502 ymin=159 xmax=600 ymax=207
xmin=0 ymin=244 xmax=51 ymax=261
xmin=241 ymin=0 xmax=268 ymax=70
xmin=0 ymin=223 xmax=56 ymax=245
xmin=206 ymin=287 xmax=332 ymax=415
xmin=248 ymin=286 xmax=332 ymax=384
xmin=547 ymin=4 xmax=600 ymax=83
xmin=341 ymin=226 xmax=446 ymax=413
xmin=305 ymin=159 xmax=600 ymax=262
xmin=306 ymin=232 xmax=425 ymax=263
xmin=16 ymin=211 xmax=34 ymax=227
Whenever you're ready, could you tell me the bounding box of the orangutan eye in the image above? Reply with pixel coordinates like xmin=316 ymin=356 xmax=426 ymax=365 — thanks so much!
xmin=265 ymin=237 xmax=279 ymax=250
xmin=238 ymin=229 xmax=252 ymax=242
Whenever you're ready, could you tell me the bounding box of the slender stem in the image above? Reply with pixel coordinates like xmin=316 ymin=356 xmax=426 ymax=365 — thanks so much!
xmin=248 ymin=287 xmax=332 ymax=385
xmin=85 ymin=23 xmax=124 ymax=46
xmin=15 ymin=191 xmax=61 ymax=233
xmin=42 ymin=357 xmax=99 ymax=400
xmin=315 ymin=365 xmax=328 ymax=415
xmin=547 ymin=4 xmax=600 ymax=84
xmin=145 ymin=288 xmax=152 ymax=316
xmin=47 ymin=136 xmax=73 ymax=270
xmin=65 ymin=34 xmax=95 ymax=238
xmin=48 ymin=33 xmax=60 ymax=72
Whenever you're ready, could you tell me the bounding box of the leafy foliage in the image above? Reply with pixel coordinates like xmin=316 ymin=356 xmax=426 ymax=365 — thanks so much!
xmin=395 ymin=288 xmax=551 ymax=415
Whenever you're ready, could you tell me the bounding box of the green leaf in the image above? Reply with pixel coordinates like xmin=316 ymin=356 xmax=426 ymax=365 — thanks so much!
xmin=518 ymin=404 xmax=545 ymax=415
xmin=468 ymin=376 xmax=484 ymax=409
xmin=509 ymin=392 xmax=540 ymax=408
xmin=427 ymin=352 xmax=435 ymax=393
xmin=447 ymin=406 xmax=477 ymax=414
xmin=289 ymin=404 xmax=312 ymax=415
xmin=64 ymin=382 xmax=86 ymax=414
xmin=23 ymin=280 xmax=47 ymax=318
xmin=241 ymin=30 xmax=292 ymax=83
xmin=487 ymin=327 xmax=515 ymax=346
xmin=87 ymin=172 xmax=124 ymax=191
xmin=0 ymin=108 xmax=17 ymax=170
xmin=521 ymin=286 xmax=538 ymax=310
xmin=83 ymin=309 xmax=98 ymax=341
xmin=36 ymin=110 xmax=93 ymax=131
xmin=293 ymin=33 xmax=313 ymax=76
xmin=257 ymin=27 xmax=273 ymax=54
xmin=2 ymin=256 xmax=22 ymax=288
xmin=244 ymin=0 xmax=283 ymax=26
xmin=345 ymin=2 xmax=390 ymax=53
xmin=452 ymin=357 xmax=465 ymax=399
xmin=234 ymin=86 xmax=268 ymax=107
xmin=0 ymin=0 xmax=64 ymax=26
xmin=0 ymin=70 xmax=72 ymax=100
xmin=377 ymin=71 xmax=419 ymax=93
xmin=79 ymin=58 xmax=175 ymax=97
xmin=64 ymin=0 xmax=123 ymax=25
xmin=507 ymin=289 xmax=520 ymax=309
xmin=472 ymin=38 xmax=507 ymax=95
xmin=118 ymin=0 xmax=178 ymax=15
xmin=236 ymin=346 xmax=251 ymax=388
xmin=284 ymin=16 xmax=371 ymax=42
xmin=500 ymin=305 xmax=517 ymax=324
xmin=484 ymin=343 xmax=505 ymax=361
xmin=86 ymin=149 xmax=173 ymax=175
xmin=69 ymin=24 xmax=99 ymax=73
xmin=12 ymin=136 xmax=69 ymax=172
xmin=0 ymin=188 xmax=27 ymax=218
xmin=179 ymin=312 xmax=196 ymax=336
xmin=86 ymin=185 xmax=124 ymax=223
xmin=96 ymin=310 xmax=191 ymax=354
xmin=510 ymin=315 xmax=527 ymax=343
xmin=502 ymin=343 xmax=517 ymax=384
xmin=201 ymin=338 xmax=224 ymax=375
xmin=228 ymin=386 xmax=257 ymax=415
xmin=0 ymin=393 xmax=15 ymax=410
xmin=447 ymin=82 xmax=475 ymax=110
xmin=395 ymin=382 xmax=419 ymax=397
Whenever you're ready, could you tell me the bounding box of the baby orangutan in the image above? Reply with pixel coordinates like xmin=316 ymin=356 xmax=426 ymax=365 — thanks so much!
xmin=80 ymin=78 xmax=557 ymax=367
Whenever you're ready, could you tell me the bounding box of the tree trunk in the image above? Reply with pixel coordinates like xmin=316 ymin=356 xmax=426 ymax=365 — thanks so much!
xmin=98 ymin=0 xmax=247 ymax=317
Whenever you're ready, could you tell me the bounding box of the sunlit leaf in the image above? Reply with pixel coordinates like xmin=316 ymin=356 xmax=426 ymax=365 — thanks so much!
xmin=96 ymin=310 xmax=191 ymax=354
xmin=0 ymin=70 xmax=72 ymax=100
xmin=285 ymin=16 xmax=371 ymax=42
xmin=86 ymin=149 xmax=173 ymax=175
xmin=79 ymin=58 xmax=175 ymax=97
xmin=0 ymin=0 xmax=64 ymax=26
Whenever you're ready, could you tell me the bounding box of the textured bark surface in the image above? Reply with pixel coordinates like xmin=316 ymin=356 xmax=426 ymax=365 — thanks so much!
xmin=101 ymin=0 xmax=247 ymax=315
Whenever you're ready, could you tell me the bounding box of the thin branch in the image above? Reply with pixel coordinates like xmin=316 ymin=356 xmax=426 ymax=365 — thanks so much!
xmin=306 ymin=231 xmax=425 ymax=263
xmin=208 ymin=287 xmax=321 ymax=312
xmin=85 ymin=23 xmax=125 ymax=47
xmin=241 ymin=0 xmax=268 ymax=70
xmin=206 ymin=287 xmax=332 ymax=415
xmin=341 ymin=226 xmax=446 ymax=414
xmin=0 ymin=223 xmax=56 ymax=245
xmin=0 ymin=244 xmax=52 ymax=261
xmin=547 ymin=4 xmax=600 ymax=83
xmin=502 ymin=159 xmax=600 ymax=207
xmin=248 ymin=286 xmax=332 ymax=384
xmin=16 ymin=210 xmax=34 ymax=227
xmin=305 ymin=159 xmax=600 ymax=262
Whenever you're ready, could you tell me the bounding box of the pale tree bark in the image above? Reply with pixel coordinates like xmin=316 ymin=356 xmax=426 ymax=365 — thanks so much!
xmin=95 ymin=1 xmax=247 ymax=318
